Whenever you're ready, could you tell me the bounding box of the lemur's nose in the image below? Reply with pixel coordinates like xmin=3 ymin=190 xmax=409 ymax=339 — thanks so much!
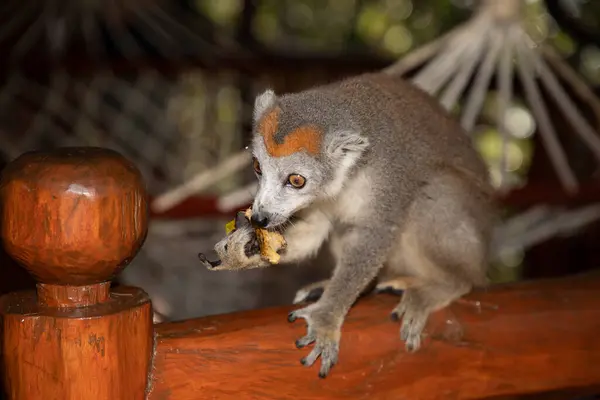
xmin=251 ymin=212 xmax=269 ymax=228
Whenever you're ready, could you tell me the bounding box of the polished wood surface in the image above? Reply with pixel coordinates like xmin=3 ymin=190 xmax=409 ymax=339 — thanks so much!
xmin=149 ymin=272 xmax=600 ymax=400
xmin=0 ymin=287 xmax=153 ymax=400
xmin=0 ymin=147 xmax=153 ymax=400
xmin=0 ymin=147 xmax=148 ymax=285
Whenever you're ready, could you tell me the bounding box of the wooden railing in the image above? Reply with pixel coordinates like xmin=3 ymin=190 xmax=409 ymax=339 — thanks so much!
xmin=0 ymin=147 xmax=599 ymax=400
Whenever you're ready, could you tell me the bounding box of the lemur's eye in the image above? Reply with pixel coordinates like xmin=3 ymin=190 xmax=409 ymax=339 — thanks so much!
xmin=287 ymin=174 xmax=306 ymax=189
xmin=252 ymin=157 xmax=262 ymax=175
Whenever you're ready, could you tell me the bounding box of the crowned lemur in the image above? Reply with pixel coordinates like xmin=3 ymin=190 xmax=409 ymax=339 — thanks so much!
xmin=200 ymin=71 xmax=497 ymax=378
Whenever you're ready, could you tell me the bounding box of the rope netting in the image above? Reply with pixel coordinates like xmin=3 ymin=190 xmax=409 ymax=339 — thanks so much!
xmin=0 ymin=69 xmax=248 ymax=196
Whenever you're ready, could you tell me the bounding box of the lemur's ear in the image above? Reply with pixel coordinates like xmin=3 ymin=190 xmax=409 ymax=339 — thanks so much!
xmin=253 ymin=89 xmax=277 ymax=122
xmin=326 ymin=130 xmax=370 ymax=162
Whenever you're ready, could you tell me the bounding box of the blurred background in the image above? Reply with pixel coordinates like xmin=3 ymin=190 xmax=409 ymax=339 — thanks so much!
xmin=0 ymin=0 xmax=600 ymax=322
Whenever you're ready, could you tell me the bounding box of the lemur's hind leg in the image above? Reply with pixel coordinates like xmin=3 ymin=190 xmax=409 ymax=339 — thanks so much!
xmin=388 ymin=171 xmax=492 ymax=352
xmin=391 ymin=279 xmax=470 ymax=351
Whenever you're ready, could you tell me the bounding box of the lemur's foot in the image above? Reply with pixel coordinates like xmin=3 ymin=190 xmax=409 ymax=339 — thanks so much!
xmin=293 ymin=280 xmax=329 ymax=304
xmin=390 ymin=281 xmax=470 ymax=352
xmin=390 ymin=288 xmax=429 ymax=352
xmin=288 ymin=303 xmax=341 ymax=378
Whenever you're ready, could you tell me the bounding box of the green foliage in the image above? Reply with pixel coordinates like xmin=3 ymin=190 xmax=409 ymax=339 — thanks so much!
xmin=196 ymin=0 xmax=243 ymax=28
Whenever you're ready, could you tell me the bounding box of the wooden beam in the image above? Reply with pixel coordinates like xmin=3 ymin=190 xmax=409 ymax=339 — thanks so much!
xmin=149 ymin=272 xmax=600 ymax=399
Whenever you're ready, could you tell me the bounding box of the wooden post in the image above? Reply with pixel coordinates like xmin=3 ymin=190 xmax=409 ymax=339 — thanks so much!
xmin=0 ymin=147 xmax=153 ymax=400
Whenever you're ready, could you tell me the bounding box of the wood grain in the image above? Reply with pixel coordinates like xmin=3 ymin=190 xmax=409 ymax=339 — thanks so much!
xmin=37 ymin=282 xmax=111 ymax=307
xmin=0 ymin=287 xmax=153 ymax=400
xmin=0 ymin=146 xmax=148 ymax=285
xmin=0 ymin=147 xmax=154 ymax=400
xmin=149 ymin=272 xmax=600 ymax=400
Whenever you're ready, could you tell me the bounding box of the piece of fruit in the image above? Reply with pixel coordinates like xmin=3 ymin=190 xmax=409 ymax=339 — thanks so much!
xmin=225 ymin=219 xmax=237 ymax=235
xmin=242 ymin=208 xmax=287 ymax=264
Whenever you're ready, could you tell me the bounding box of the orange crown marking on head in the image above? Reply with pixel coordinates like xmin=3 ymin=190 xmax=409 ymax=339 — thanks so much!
xmin=259 ymin=108 xmax=280 ymax=143
xmin=258 ymin=108 xmax=322 ymax=157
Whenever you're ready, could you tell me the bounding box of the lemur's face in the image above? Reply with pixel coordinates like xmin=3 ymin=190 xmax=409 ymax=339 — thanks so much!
xmin=249 ymin=89 xmax=369 ymax=229
xmin=250 ymin=147 xmax=328 ymax=229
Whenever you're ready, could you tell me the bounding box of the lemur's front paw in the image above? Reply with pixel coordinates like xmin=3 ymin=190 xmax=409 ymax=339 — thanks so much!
xmin=390 ymin=289 xmax=430 ymax=352
xmin=287 ymin=304 xmax=341 ymax=378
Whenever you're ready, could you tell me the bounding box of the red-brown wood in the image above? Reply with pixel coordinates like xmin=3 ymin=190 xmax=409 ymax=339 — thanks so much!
xmin=0 ymin=147 xmax=153 ymax=400
xmin=0 ymin=287 xmax=153 ymax=399
xmin=149 ymin=272 xmax=600 ymax=400
xmin=0 ymin=147 xmax=148 ymax=285
xmin=36 ymin=282 xmax=111 ymax=307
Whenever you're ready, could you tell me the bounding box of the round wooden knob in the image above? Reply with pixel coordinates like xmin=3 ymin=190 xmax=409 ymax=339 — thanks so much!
xmin=0 ymin=147 xmax=148 ymax=286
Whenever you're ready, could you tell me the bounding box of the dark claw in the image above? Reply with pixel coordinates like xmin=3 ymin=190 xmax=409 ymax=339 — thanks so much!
xmin=295 ymin=339 xmax=305 ymax=348
xmin=318 ymin=371 xmax=327 ymax=379
xmin=288 ymin=312 xmax=297 ymax=323
xmin=300 ymin=357 xmax=307 ymax=365
xmin=390 ymin=311 xmax=400 ymax=322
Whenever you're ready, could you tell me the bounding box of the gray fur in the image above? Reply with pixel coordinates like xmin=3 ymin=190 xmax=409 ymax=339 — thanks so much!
xmin=253 ymin=89 xmax=277 ymax=122
xmin=214 ymin=72 xmax=497 ymax=378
